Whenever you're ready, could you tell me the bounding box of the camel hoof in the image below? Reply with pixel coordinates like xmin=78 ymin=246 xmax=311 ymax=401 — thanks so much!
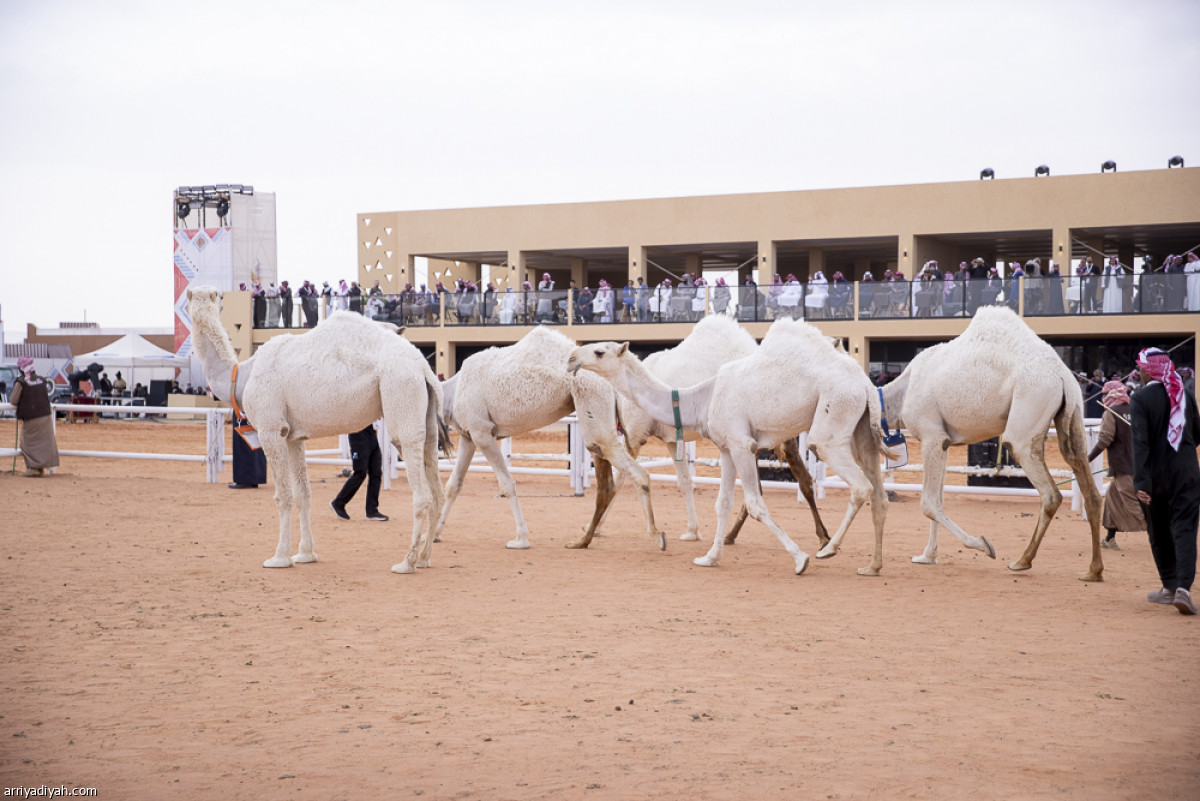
xmin=564 ymin=539 xmax=589 ymax=550
xmin=506 ymin=539 xmax=532 ymax=550
xmin=794 ymin=552 xmax=810 ymax=575
xmin=815 ymin=543 xmax=838 ymax=559
xmin=911 ymin=555 xmax=938 ymax=565
xmin=657 ymin=532 xmax=667 ymax=551
xmin=263 ymin=556 xmax=293 ymax=568
xmin=292 ymin=552 xmax=318 ymax=564
xmin=391 ymin=561 xmax=416 ymax=574
xmin=1078 ymin=571 xmax=1104 ymax=583
xmin=416 ymin=559 xmax=432 ymax=569
xmin=1007 ymin=561 xmax=1032 ymax=572
xmin=857 ymin=565 xmax=881 ymax=576
xmin=433 ymin=535 xmax=442 ymax=543
xmin=979 ymin=536 xmax=996 ymax=559
xmin=693 ymin=555 xmax=718 ymax=568
xmin=680 ymin=532 xmax=700 ymax=542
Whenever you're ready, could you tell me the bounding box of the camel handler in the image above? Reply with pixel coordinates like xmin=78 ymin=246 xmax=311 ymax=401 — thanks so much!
xmin=1086 ymin=381 xmax=1144 ymax=550
xmin=330 ymin=422 xmax=389 ymax=522
xmin=1130 ymin=347 xmax=1200 ymax=616
xmin=10 ymin=356 xmax=59 ymax=477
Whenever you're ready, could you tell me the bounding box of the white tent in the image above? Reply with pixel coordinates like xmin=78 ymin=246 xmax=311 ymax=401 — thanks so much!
xmin=72 ymin=334 xmax=180 ymax=391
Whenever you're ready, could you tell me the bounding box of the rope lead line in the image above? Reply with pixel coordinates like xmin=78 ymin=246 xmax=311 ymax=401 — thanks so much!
xmin=671 ymin=389 xmax=684 ymax=462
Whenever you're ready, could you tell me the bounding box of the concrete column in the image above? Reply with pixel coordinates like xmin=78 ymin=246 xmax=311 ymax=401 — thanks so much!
xmin=757 ymin=240 xmax=776 ymax=286
xmin=628 ymin=245 xmax=647 ymax=283
xmin=1052 ymin=227 xmax=1071 ymax=273
xmin=685 ymin=254 xmax=702 ymax=281
xmin=808 ymin=248 xmax=826 ymax=280
xmin=848 ymin=332 xmax=869 ymax=373
xmin=435 ymin=342 xmax=455 ymax=381
xmin=507 ymin=250 xmax=529 ymax=288
xmin=898 ymin=233 xmax=916 ymax=278
xmin=571 ymin=258 xmax=585 ymax=288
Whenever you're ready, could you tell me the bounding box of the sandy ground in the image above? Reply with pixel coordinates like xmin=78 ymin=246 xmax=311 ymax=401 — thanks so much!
xmin=0 ymin=417 xmax=1197 ymax=801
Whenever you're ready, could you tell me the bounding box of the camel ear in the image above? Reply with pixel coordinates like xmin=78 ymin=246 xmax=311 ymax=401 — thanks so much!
xmin=186 ymin=287 xmax=193 ymax=301
xmin=396 ymin=327 xmax=406 ymax=337
xmin=618 ymin=342 xmax=629 ymax=357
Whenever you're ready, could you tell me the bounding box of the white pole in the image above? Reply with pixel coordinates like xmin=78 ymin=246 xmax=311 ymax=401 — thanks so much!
xmin=205 ymin=409 xmax=224 ymax=483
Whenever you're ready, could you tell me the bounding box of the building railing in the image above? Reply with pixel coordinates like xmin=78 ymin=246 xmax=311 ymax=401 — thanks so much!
xmin=248 ymin=272 xmax=1200 ymax=331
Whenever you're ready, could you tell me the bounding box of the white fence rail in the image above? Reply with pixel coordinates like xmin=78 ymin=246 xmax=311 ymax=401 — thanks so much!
xmin=1 ymin=403 xmax=1106 ymax=516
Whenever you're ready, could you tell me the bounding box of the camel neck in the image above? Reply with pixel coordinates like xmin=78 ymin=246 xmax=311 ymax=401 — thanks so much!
xmin=613 ymin=354 xmax=712 ymax=436
xmin=190 ymin=313 xmax=240 ymax=404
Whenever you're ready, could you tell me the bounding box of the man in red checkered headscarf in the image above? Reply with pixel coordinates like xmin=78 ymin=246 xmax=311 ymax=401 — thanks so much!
xmin=1130 ymin=347 xmax=1200 ymax=615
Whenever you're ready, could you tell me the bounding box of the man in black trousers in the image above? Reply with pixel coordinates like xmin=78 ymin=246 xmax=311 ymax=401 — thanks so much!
xmin=330 ymin=423 xmax=389 ymax=522
xmin=229 ymin=414 xmax=267 ymax=489
xmin=1130 ymin=347 xmax=1200 ymax=615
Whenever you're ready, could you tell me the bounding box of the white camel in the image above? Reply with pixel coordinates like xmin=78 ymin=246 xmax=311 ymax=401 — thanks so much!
xmin=433 ymin=326 xmax=665 ymax=551
xmin=609 ymin=315 xmax=829 ymax=547
xmin=187 ymin=286 xmax=450 ymax=574
xmin=569 ymin=318 xmax=892 ymax=576
xmin=879 ymin=306 xmax=1104 ymax=581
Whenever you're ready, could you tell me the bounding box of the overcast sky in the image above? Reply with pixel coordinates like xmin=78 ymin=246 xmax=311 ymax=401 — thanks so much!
xmin=1 ymin=0 xmax=1197 ymax=339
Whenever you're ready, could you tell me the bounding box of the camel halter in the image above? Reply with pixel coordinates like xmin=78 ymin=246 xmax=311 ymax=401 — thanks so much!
xmin=877 ymin=388 xmax=906 ymax=448
xmin=230 ymin=363 xmax=247 ymax=422
xmin=671 ymin=389 xmax=684 ymax=461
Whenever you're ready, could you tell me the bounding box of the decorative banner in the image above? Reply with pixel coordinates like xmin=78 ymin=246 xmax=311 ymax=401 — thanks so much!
xmin=173 ymin=226 xmax=233 ymax=359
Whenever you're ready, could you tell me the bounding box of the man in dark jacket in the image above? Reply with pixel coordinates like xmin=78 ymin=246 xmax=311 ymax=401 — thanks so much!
xmin=279 ymin=280 xmax=294 ymax=328
xmin=330 ymin=423 xmax=389 ymax=522
xmin=1130 ymin=347 xmax=1200 ymax=615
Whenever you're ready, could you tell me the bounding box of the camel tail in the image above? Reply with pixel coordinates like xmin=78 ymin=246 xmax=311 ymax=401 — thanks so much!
xmin=1054 ymin=370 xmax=1086 ymax=468
xmin=427 ymin=375 xmax=455 ymax=459
xmin=865 ymin=384 xmax=901 ymax=461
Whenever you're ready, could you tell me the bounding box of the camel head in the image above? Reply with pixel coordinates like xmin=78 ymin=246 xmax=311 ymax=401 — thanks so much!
xmin=567 ymin=341 xmax=628 ymax=377
xmin=185 ymin=285 xmax=240 ymax=378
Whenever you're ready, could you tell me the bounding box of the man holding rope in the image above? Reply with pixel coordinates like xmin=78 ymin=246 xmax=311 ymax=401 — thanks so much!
xmin=1087 ymin=381 xmax=1144 ymax=551
xmin=1130 ymin=347 xmax=1200 ymax=615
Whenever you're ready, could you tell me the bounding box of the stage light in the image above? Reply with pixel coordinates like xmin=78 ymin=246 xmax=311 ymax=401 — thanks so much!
xmin=980 ymin=168 xmax=994 ymax=180
xmin=216 ymin=198 xmax=230 ymax=218
xmin=1101 ymin=160 xmax=1117 ymax=173
xmin=1035 ymin=165 xmax=1050 ymax=177
xmin=1168 ymin=155 xmax=1184 ymax=168
xmin=176 ymin=199 xmax=191 ymax=220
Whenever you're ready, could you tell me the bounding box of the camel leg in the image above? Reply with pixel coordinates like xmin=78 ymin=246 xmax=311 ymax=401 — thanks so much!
xmin=778 ymin=438 xmax=831 ymax=548
xmin=574 ymin=408 xmax=665 ymax=549
xmin=417 ymin=404 xmax=445 ymax=568
xmin=811 ymin=434 xmax=876 ymax=569
xmin=1005 ymin=434 xmax=1064 ymax=574
xmin=914 ymin=520 xmax=941 ymax=565
xmin=431 ymin=435 xmax=477 ymax=543
xmin=723 ymin=505 xmax=751 ymax=545
xmin=289 ymin=440 xmax=318 ymax=564
xmin=473 ymin=432 xmax=534 ymax=549
xmin=566 ymin=450 xmax=618 ymax=549
xmin=911 ymin=437 xmax=995 ymax=562
xmin=392 ymin=435 xmax=434 ymax=574
xmin=729 ymin=445 xmax=810 ymax=575
xmin=667 ymin=441 xmax=704 ymax=541
xmin=698 ymin=445 xmax=808 ymax=574
xmin=851 ymin=418 xmax=889 ymax=576
xmin=725 ymin=441 xmax=828 ymax=547
xmin=259 ymin=434 xmax=296 ymax=568
xmin=696 ymin=449 xmax=738 ymax=568
xmin=599 ymin=442 xmax=666 ymax=551
xmin=1059 ymin=412 xmax=1105 ymax=582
